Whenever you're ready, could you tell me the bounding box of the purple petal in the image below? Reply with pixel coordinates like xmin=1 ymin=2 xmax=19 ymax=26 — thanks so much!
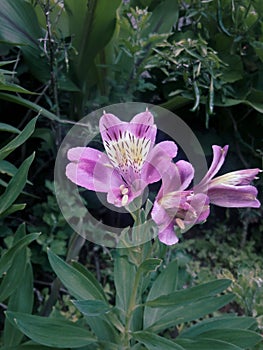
xmin=66 ymin=147 xmax=122 ymax=192
xmin=151 ymin=200 xmax=172 ymax=227
xmin=183 ymin=193 xmax=210 ymax=225
xmin=142 ymin=141 xmax=178 ymax=184
xmin=156 ymin=160 xmax=194 ymax=198
xmin=158 ymin=223 xmax=179 ymax=246
xmin=198 ymin=145 xmax=229 ymax=187
xmin=208 ymin=184 xmax=261 ymax=208
xmin=174 ymin=160 xmax=194 ymax=190
xmin=209 ymin=168 xmax=261 ymax=187
xmin=99 ymin=110 xmax=157 ymax=147
xmin=99 ymin=113 xmax=127 ymax=143
xmin=130 ymin=110 xmax=157 ymax=147
xmin=130 ymin=109 xmax=154 ymax=125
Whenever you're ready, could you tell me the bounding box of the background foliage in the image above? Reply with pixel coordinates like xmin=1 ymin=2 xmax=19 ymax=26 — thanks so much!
xmin=0 ymin=0 xmax=262 ymax=349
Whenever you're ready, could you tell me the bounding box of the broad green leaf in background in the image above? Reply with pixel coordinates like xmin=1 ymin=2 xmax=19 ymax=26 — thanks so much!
xmin=0 ymin=232 xmax=40 ymax=277
xmin=47 ymin=249 xmax=107 ymax=301
xmin=142 ymin=0 xmax=179 ymax=36
xmin=0 ymin=153 xmax=35 ymax=214
xmin=0 ymin=117 xmax=37 ymax=160
xmin=0 ymin=0 xmax=49 ymax=83
xmin=5 ymin=312 xmax=97 ymax=348
xmin=70 ymin=0 xmax=122 ymax=89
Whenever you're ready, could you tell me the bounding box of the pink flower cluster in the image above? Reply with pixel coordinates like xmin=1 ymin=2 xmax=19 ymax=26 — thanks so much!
xmin=66 ymin=111 xmax=261 ymax=245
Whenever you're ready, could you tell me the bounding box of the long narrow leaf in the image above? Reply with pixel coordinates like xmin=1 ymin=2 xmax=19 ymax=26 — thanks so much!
xmin=3 ymin=263 xmax=34 ymax=347
xmin=133 ymin=331 xmax=185 ymax=350
xmin=146 ymin=294 xmax=234 ymax=333
xmin=0 ymin=153 xmax=35 ymax=214
xmin=47 ymin=249 xmax=107 ymax=301
xmin=6 ymin=312 xmax=97 ymax=348
xmin=179 ymin=316 xmax=258 ymax=338
xmin=0 ymin=233 xmax=40 ymax=277
xmin=0 ymin=117 xmax=37 ymax=160
xmin=145 ymin=279 xmax=231 ymax=307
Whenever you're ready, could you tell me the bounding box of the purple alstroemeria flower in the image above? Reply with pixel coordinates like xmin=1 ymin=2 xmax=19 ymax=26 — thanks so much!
xmin=66 ymin=110 xmax=177 ymax=207
xmin=151 ymin=161 xmax=210 ymax=245
xmin=195 ymin=145 xmax=261 ymax=208
xmin=152 ymin=144 xmax=261 ymax=246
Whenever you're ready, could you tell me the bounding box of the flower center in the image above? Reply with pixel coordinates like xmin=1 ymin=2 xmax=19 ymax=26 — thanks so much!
xmin=104 ymin=130 xmax=151 ymax=175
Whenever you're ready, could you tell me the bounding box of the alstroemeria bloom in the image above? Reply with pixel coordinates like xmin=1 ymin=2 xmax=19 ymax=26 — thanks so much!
xmin=151 ymin=161 xmax=210 ymax=245
xmin=195 ymin=145 xmax=261 ymax=208
xmin=66 ymin=110 xmax=177 ymax=207
xmin=152 ymin=144 xmax=261 ymax=245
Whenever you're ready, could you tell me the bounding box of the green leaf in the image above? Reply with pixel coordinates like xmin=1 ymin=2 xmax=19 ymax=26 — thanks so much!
xmin=0 ymin=123 xmax=20 ymax=134
xmin=138 ymin=258 xmax=162 ymax=274
xmin=0 ymin=160 xmax=19 ymax=176
xmin=0 ymin=82 xmax=35 ymax=94
xmin=194 ymin=329 xmax=262 ymax=348
xmin=73 ymin=300 xmax=111 ymax=316
xmin=144 ymin=259 xmax=178 ymax=329
xmin=47 ymin=249 xmax=106 ymax=301
xmin=0 ymin=204 xmax=26 ymax=219
xmin=0 ymin=117 xmax=37 ymax=160
xmin=71 ymin=261 xmax=107 ymax=301
xmin=146 ymin=294 xmax=234 ymax=333
xmin=49 ymin=256 xmax=119 ymax=343
xmin=0 ymin=247 xmax=27 ymax=302
xmin=114 ymin=254 xmax=136 ymax=315
xmin=70 ymin=0 xmax=122 ymax=90
xmin=0 ymin=153 xmax=35 ymax=214
xmin=176 ymin=338 xmax=242 ymax=350
xmin=0 ymin=0 xmax=50 ymax=83
xmin=0 ymin=94 xmax=59 ymax=122
xmin=145 ymin=279 xmax=231 ymax=307
xmin=132 ymin=331 xmax=185 ymax=350
xmin=0 ymin=160 xmax=33 ymax=185
xmin=0 ymin=344 xmax=62 ymax=350
xmin=3 ymin=263 xmax=34 ymax=347
xmin=0 ymin=232 xmax=40 ymax=277
xmin=143 ymin=0 xmax=179 ymax=36
xmin=180 ymin=316 xmax=258 ymax=338
xmin=5 ymin=312 xmax=97 ymax=348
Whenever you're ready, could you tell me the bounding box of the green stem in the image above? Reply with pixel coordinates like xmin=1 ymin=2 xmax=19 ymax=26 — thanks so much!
xmin=123 ymin=266 xmax=141 ymax=348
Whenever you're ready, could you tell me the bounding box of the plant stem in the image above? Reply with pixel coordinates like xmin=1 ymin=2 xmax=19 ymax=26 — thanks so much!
xmin=123 ymin=265 xmax=141 ymax=348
